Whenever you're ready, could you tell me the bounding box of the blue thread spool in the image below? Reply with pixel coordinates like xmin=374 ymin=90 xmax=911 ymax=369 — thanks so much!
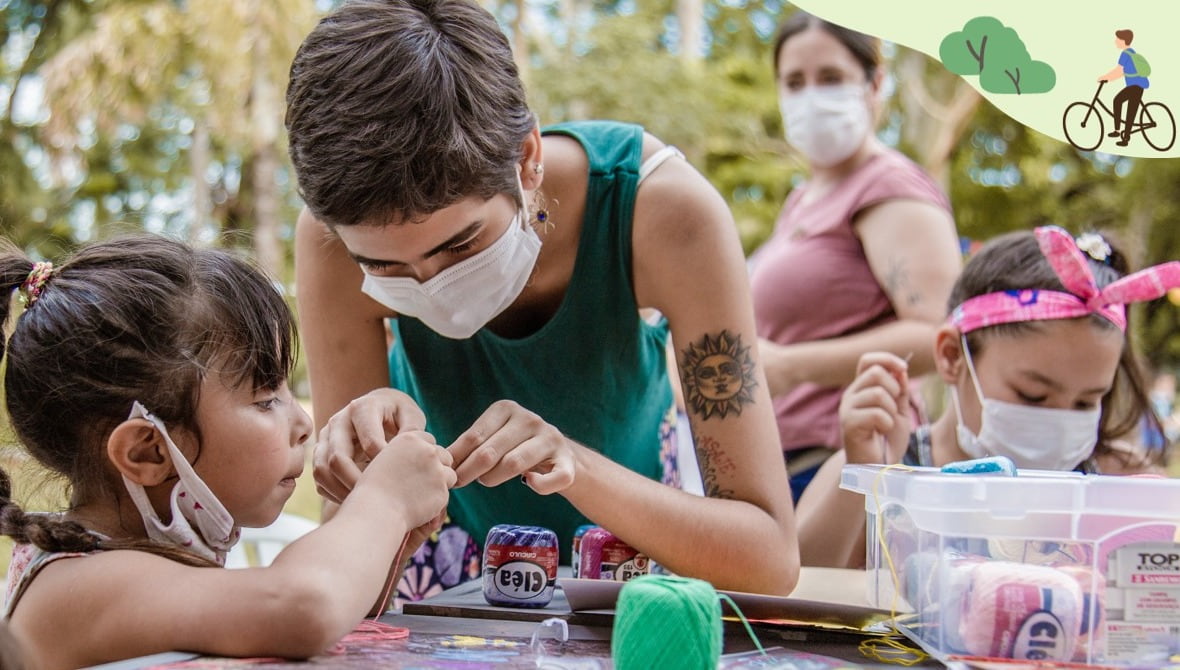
xmin=612 ymin=575 xmax=721 ymax=670
xmin=482 ymin=524 xmax=558 ymax=607
xmin=941 ymin=456 xmax=1017 ymax=476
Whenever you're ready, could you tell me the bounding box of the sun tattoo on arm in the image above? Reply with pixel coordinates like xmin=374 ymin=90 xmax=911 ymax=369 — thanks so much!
xmin=679 ymin=330 xmax=758 ymax=420
xmin=694 ymin=434 xmax=737 ymax=499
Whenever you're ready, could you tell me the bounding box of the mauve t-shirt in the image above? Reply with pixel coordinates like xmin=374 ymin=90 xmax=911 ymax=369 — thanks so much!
xmin=750 ymin=148 xmax=951 ymax=453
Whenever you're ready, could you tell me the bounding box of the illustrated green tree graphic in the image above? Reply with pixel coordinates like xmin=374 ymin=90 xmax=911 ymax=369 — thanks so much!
xmin=940 ymin=16 xmax=1055 ymax=94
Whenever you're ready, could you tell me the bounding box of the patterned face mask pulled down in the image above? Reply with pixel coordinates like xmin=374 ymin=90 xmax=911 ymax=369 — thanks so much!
xmin=122 ymin=401 xmax=240 ymax=564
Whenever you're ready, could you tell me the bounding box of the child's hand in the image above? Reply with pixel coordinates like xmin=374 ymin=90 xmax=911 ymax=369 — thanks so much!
xmin=314 ymin=388 xmax=428 ymax=504
xmin=367 ymin=430 xmax=457 ymax=529
xmin=405 ymin=509 xmax=448 ymax=555
xmin=838 ymin=352 xmax=911 ymax=465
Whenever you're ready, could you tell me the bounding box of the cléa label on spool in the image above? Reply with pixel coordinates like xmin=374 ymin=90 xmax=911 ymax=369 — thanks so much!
xmin=580 ymin=528 xmax=652 ymax=582
xmin=958 ymin=562 xmax=1081 ymax=662
xmin=610 ymin=552 xmax=651 ymax=582
xmin=482 ymin=524 xmax=558 ymax=608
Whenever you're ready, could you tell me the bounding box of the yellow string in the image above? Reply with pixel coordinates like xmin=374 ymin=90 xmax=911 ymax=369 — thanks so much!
xmin=857 ymin=463 xmax=929 ymax=667
xmin=858 ymin=636 xmax=928 ymax=666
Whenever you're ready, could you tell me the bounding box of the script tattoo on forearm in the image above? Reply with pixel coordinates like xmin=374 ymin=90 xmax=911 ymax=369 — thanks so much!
xmin=694 ymin=434 xmax=736 ymax=499
xmin=679 ymin=330 xmax=758 ymax=420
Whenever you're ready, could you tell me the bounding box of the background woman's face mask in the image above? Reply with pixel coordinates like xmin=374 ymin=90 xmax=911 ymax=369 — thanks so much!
xmin=950 ymin=337 xmax=1100 ymax=471
xmin=360 ymin=187 xmax=541 ymax=340
xmin=779 ymin=83 xmax=872 ymax=168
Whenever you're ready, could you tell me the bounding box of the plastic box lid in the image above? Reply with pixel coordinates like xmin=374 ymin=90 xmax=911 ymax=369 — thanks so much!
xmin=840 ymin=464 xmax=1180 ymax=541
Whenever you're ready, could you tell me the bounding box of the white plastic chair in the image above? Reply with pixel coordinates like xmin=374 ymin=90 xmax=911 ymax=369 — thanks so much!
xmin=225 ymin=513 xmax=319 ymax=569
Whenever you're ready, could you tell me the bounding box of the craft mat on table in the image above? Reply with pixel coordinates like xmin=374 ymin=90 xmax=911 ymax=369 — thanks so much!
xmin=403 ymin=568 xmax=896 ymax=640
xmin=99 ymin=568 xmax=906 ymax=669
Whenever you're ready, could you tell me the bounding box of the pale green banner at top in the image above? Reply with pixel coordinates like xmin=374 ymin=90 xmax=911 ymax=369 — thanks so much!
xmin=793 ymin=0 xmax=1180 ymax=158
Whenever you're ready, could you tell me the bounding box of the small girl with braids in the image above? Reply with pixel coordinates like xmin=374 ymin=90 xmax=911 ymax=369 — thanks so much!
xmin=0 ymin=235 xmax=456 ymax=669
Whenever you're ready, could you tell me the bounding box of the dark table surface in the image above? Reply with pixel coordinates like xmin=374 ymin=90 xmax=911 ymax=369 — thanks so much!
xmin=89 ymin=568 xmax=942 ymax=669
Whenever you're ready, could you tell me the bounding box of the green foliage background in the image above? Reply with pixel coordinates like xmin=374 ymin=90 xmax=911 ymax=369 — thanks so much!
xmin=3 ymin=0 xmax=1180 ymax=422
xmin=1 ymin=0 xmax=1179 ymax=579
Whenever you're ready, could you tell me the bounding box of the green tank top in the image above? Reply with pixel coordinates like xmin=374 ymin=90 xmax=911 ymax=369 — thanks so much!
xmin=388 ymin=120 xmax=673 ymax=559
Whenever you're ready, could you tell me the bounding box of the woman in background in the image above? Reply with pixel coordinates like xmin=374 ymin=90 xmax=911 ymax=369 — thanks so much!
xmin=751 ymin=11 xmax=962 ymax=538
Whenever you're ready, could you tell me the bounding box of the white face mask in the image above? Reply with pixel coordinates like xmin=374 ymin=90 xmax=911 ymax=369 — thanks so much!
xmin=950 ymin=338 xmax=1100 ymax=471
xmin=779 ymin=83 xmax=872 ymax=168
xmin=360 ymin=191 xmax=541 ymax=340
xmin=122 ymin=402 xmax=240 ymax=565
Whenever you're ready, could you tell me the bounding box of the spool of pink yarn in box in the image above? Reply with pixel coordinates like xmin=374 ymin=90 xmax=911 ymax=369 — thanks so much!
xmin=959 ymin=561 xmax=1083 ymax=662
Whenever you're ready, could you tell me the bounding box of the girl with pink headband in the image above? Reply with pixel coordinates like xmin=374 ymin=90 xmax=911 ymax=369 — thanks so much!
xmin=796 ymin=225 xmax=1177 ymax=568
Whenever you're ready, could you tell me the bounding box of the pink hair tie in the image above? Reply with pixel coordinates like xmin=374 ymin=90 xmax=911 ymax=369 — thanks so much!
xmin=950 ymin=226 xmax=1180 ymax=334
xmin=20 ymin=261 xmax=54 ymax=307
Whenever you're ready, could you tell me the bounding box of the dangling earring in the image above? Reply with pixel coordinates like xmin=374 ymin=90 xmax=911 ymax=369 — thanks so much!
xmin=532 ymin=195 xmax=554 ymax=234
xmin=529 ymin=163 xmax=555 ymax=234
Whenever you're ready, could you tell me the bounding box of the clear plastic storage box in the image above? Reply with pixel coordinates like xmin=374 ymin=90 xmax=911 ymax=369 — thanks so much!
xmin=841 ymin=465 xmax=1180 ymax=666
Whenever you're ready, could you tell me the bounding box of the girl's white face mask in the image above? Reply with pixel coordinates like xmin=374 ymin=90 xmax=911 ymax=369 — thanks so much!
xmin=950 ymin=338 xmax=1100 ymax=472
xmin=122 ymin=401 xmax=240 ymax=565
xmin=779 ymin=83 xmax=872 ymax=168
xmin=360 ymin=185 xmax=541 ymax=340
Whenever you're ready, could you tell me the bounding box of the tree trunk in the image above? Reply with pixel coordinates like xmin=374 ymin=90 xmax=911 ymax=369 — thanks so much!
xmin=1124 ymin=201 xmax=1152 ymax=271
xmin=189 ymin=117 xmax=212 ymax=244
xmin=560 ymin=0 xmax=577 ymax=58
xmin=677 ymin=0 xmax=703 ymax=66
xmin=512 ymin=0 xmax=529 ymax=88
xmin=250 ymin=15 xmax=282 ymax=280
xmin=894 ymin=48 xmax=981 ymax=190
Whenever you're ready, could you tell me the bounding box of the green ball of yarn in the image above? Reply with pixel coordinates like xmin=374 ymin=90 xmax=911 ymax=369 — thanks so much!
xmin=612 ymin=575 xmax=721 ymax=670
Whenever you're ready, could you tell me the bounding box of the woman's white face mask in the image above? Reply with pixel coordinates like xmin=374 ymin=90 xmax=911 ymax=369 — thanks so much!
xmin=779 ymin=83 xmax=872 ymax=168
xmin=949 ymin=337 xmax=1101 ymax=471
xmin=360 ymin=182 xmax=541 ymax=340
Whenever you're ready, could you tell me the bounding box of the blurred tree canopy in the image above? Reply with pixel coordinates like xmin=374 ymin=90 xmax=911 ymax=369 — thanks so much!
xmin=1 ymin=0 xmax=316 ymax=276
xmin=2 ymin=0 xmax=1180 ymax=371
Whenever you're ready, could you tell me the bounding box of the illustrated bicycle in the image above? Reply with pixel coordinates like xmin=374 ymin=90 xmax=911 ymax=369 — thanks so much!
xmin=1062 ymin=80 xmax=1175 ymax=151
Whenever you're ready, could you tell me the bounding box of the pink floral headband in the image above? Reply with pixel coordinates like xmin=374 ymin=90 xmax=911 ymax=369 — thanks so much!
xmin=950 ymin=226 xmax=1180 ymax=334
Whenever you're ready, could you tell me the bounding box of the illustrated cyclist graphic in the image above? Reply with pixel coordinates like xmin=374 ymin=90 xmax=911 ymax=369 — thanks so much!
xmin=1062 ymin=29 xmax=1174 ymax=152
xmin=1098 ymin=29 xmax=1150 ymax=147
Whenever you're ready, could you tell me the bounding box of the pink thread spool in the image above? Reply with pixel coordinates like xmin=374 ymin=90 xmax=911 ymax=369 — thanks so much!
xmin=578 ymin=528 xmax=650 ymax=582
xmin=958 ymin=561 xmax=1083 ymax=662
xmin=905 ymin=551 xmax=984 ymax=654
